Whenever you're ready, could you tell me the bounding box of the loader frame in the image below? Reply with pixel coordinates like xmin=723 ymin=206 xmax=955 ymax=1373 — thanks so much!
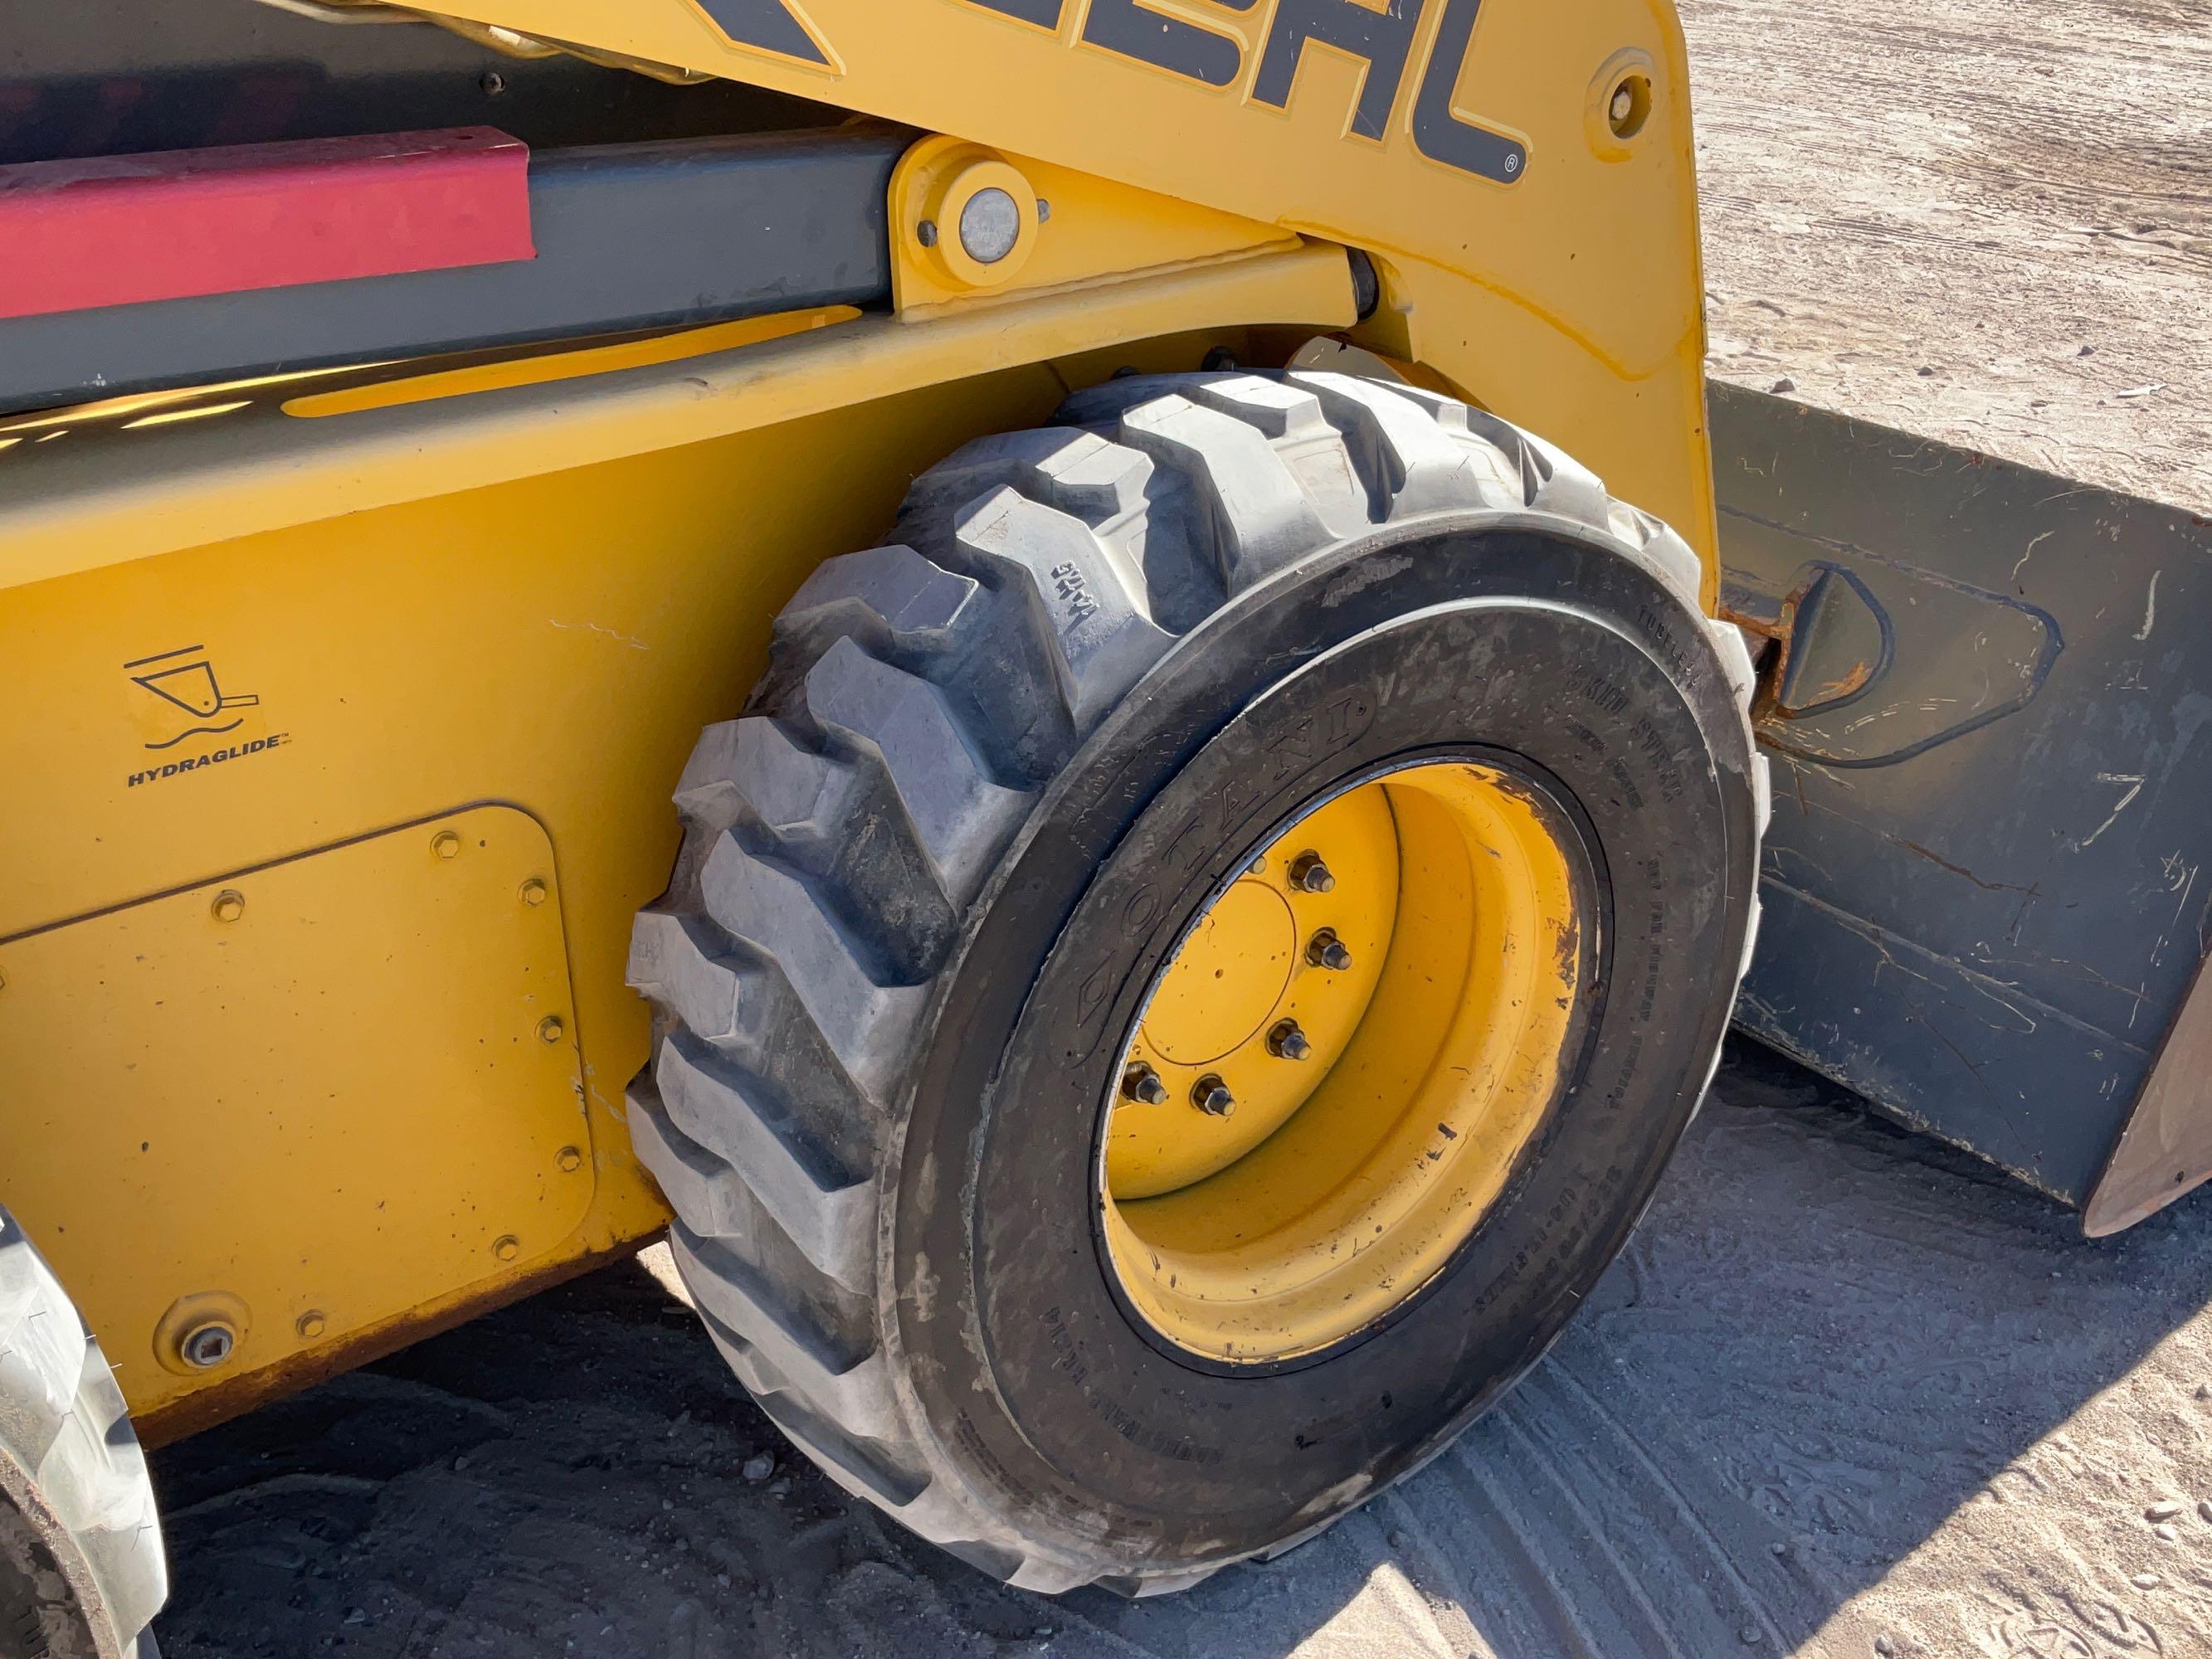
xmin=0 ymin=0 xmax=1713 ymax=1434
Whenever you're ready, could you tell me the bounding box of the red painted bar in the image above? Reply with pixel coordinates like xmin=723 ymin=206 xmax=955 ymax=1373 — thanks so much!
xmin=0 ymin=128 xmax=534 ymax=321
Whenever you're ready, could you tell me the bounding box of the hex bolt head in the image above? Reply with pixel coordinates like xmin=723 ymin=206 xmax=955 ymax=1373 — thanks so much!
xmin=493 ymin=1234 xmax=520 ymax=1262
xmin=432 ymin=830 xmax=461 ymax=859
xmin=1607 ymin=75 xmax=1650 ymax=139
xmin=210 ymin=888 xmax=246 ymax=923
xmin=519 ymin=878 xmax=549 ymax=907
xmin=1268 ymin=1019 xmax=1313 ymax=1062
xmin=556 ymin=1145 xmax=582 ymax=1172
xmin=1308 ymin=928 xmax=1353 ymax=971
xmin=1288 ymin=851 xmax=1337 ymax=893
xmin=916 ymin=219 xmax=939 ymax=248
xmin=296 ymin=1311 xmax=327 ymax=1340
xmin=179 ymin=1320 xmax=236 ymax=1370
xmin=1192 ymin=1074 xmax=1235 ymax=1117
xmin=1121 ymin=1063 xmax=1171 ymax=1107
xmin=537 ymin=1015 xmax=565 ymax=1044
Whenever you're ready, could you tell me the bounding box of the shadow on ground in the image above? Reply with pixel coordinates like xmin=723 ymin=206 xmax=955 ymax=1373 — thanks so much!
xmin=151 ymin=1039 xmax=2212 ymax=1657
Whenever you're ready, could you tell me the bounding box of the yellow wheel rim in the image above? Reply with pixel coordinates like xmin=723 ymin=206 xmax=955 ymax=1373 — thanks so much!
xmin=1099 ymin=758 xmax=1590 ymax=1365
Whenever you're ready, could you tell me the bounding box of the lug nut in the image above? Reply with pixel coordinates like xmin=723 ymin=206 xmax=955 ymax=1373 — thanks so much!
xmin=1288 ymin=851 xmax=1336 ymax=893
xmin=1268 ymin=1019 xmax=1313 ymax=1061
xmin=179 ymin=1320 xmax=236 ymax=1370
xmin=1308 ymin=928 xmax=1352 ymax=971
xmin=1610 ymin=85 xmax=1635 ymax=124
xmin=1191 ymin=1075 xmax=1235 ymax=1117
xmin=1122 ymin=1063 xmax=1171 ymax=1107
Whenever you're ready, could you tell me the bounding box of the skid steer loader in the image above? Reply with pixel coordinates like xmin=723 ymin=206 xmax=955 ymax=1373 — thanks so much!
xmin=1 ymin=0 xmax=2203 ymax=1649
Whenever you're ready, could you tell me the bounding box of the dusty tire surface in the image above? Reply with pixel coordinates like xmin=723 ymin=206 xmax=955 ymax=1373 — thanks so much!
xmin=625 ymin=370 xmax=1765 ymax=1593
xmin=0 ymin=1208 xmax=167 ymax=1659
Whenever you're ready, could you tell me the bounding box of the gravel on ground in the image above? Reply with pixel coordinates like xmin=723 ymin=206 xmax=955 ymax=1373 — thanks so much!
xmin=1687 ymin=0 xmax=2212 ymax=513
xmin=149 ymin=1045 xmax=2212 ymax=1658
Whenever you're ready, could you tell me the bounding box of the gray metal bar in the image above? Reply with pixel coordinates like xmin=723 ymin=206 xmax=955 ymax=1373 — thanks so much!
xmin=0 ymin=128 xmax=903 ymax=416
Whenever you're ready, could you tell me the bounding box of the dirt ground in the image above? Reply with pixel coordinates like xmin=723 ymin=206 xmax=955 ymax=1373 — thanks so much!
xmin=144 ymin=2 xmax=2212 ymax=1655
xmin=150 ymin=1044 xmax=2212 ymax=1658
xmin=1688 ymin=0 xmax=2212 ymax=513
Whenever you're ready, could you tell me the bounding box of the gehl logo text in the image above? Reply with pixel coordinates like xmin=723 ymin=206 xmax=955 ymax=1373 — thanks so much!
xmin=701 ymin=0 xmax=1524 ymax=184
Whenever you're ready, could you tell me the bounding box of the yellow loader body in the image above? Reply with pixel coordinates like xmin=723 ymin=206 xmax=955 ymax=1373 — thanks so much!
xmin=0 ymin=0 xmax=1710 ymax=1439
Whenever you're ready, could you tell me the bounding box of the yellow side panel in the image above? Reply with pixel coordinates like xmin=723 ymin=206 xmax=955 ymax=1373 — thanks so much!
xmin=0 ymin=368 xmax=1085 ymax=1417
xmin=0 ymin=806 xmax=589 ymax=1418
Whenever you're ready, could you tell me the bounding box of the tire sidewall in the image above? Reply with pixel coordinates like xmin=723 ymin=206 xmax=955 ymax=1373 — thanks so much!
xmin=890 ymin=516 xmax=1756 ymax=1573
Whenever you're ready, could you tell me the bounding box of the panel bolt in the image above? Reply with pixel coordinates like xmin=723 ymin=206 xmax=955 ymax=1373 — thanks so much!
xmin=211 ymin=889 xmax=246 ymax=923
xmin=1121 ymin=1063 xmax=1170 ymax=1107
xmin=557 ymin=1145 xmax=582 ymax=1172
xmin=432 ymin=830 xmax=461 ymax=859
xmin=179 ymin=1320 xmax=236 ymax=1370
xmin=296 ymin=1311 xmax=327 ymax=1340
xmin=1268 ymin=1019 xmax=1313 ymax=1062
xmin=537 ymin=1015 xmax=565 ymax=1044
xmin=480 ymin=69 xmax=506 ymax=96
xmin=1288 ymin=851 xmax=1336 ymax=893
xmin=493 ymin=1234 xmax=520 ymax=1262
xmin=1308 ymin=929 xmax=1352 ymax=971
xmin=1191 ymin=1075 xmax=1235 ymax=1117
xmin=917 ymin=220 xmax=939 ymax=248
xmin=519 ymin=878 xmax=549 ymax=907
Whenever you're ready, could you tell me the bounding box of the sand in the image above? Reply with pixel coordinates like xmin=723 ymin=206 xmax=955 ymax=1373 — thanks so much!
xmin=149 ymin=1047 xmax=2212 ymax=1657
xmin=1691 ymin=0 xmax=2212 ymax=513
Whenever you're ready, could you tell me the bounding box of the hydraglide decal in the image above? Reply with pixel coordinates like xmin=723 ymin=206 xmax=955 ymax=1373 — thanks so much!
xmin=700 ymin=0 xmax=1525 ymax=182
xmin=961 ymin=0 xmax=1525 ymax=182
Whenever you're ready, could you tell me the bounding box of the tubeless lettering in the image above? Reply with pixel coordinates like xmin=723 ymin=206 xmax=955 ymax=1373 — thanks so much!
xmin=1045 ymin=1307 xmax=1225 ymax=1464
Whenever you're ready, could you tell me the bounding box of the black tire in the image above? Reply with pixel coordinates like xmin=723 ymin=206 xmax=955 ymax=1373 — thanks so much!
xmin=0 ymin=1209 xmax=167 ymax=1658
xmin=626 ymin=370 xmax=1766 ymax=1593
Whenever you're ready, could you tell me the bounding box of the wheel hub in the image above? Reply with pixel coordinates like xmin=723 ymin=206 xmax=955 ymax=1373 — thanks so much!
xmin=1099 ymin=757 xmax=1590 ymax=1366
